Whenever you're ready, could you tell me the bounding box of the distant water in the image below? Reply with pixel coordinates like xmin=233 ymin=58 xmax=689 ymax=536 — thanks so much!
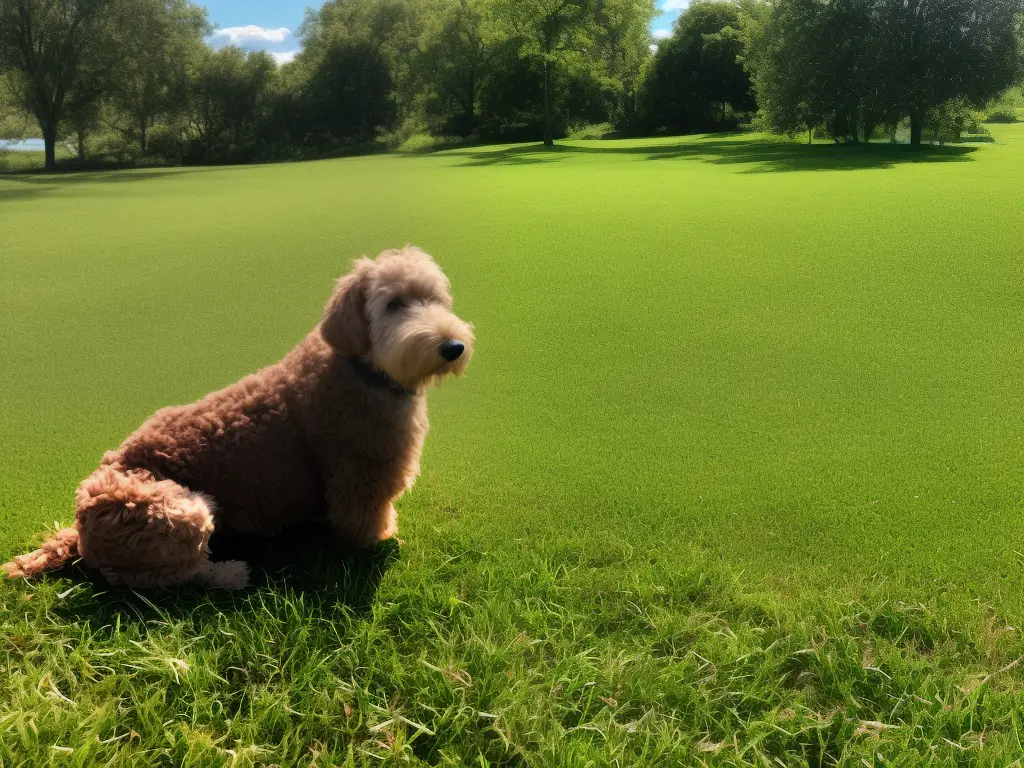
xmin=0 ymin=138 xmax=45 ymax=152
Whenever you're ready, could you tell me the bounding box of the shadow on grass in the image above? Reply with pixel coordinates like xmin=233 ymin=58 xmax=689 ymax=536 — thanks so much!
xmin=448 ymin=137 xmax=979 ymax=172
xmin=0 ymin=167 xmax=222 ymax=203
xmin=45 ymin=522 xmax=399 ymax=625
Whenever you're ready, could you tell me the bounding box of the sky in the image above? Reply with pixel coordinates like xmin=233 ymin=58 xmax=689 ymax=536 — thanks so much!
xmin=202 ymin=0 xmax=688 ymax=64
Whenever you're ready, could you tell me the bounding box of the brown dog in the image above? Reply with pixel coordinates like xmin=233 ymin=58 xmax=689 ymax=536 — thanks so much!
xmin=3 ymin=246 xmax=474 ymax=589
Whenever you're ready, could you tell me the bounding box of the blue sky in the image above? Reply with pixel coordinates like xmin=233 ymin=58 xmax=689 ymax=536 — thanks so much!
xmin=203 ymin=0 xmax=687 ymax=63
xmin=653 ymin=0 xmax=689 ymax=40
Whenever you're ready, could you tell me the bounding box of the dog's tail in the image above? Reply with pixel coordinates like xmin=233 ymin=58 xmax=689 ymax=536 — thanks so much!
xmin=2 ymin=527 xmax=79 ymax=579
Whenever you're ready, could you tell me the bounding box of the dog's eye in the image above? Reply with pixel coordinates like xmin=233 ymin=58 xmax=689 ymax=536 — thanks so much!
xmin=386 ymin=298 xmax=406 ymax=313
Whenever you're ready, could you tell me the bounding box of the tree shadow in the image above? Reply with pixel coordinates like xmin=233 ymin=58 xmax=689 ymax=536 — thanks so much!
xmin=447 ymin=137 xmax=979 ymax=172
xmin=450 ymin=144 xmax=572 ymax=167
xmin=0 ymin=167 xmax=221 ymax=202
xmin=41 ymin=522 xmax=400 ymax=627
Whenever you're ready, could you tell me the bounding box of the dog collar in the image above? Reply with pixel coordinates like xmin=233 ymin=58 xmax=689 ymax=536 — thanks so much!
xmin=348 ymin=357 xmax=414 ymax=397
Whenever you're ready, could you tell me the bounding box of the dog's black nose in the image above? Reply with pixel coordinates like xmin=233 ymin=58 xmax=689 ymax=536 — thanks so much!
xmin=440 ymin=340 xmax=465 ymax=362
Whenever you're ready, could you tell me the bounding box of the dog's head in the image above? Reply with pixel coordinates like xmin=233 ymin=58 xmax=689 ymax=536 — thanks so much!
xmin=321 ymin=246 xmax=474 ymax=391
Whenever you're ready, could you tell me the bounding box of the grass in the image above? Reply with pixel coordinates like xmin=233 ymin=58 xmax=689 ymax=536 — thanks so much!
xmin=0 ymin=146 xmax=73 ymax=173
xmin=2 ymin=127 xmax=1024 ymax=764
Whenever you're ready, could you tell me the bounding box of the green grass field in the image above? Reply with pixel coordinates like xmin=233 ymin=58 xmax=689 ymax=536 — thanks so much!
xmin=2 ymin=127 xmax=1024 ymax=765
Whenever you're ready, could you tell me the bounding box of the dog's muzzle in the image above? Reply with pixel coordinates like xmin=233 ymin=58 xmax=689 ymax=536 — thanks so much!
xmin=439 ymin=340 xmax=465 ymax=362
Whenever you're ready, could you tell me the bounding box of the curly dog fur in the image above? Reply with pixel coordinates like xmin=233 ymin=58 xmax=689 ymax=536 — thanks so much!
xmin=4 ymin=246 xmax=474 ymax=589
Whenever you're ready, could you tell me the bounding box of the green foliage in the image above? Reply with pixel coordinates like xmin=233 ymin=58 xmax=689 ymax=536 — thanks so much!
xmin=301 ymin=0 xmax=425 ymax=120
xmin=0 ymin=143 xmax=73 ymax=171
xmin=3 ymin=0 xmax=1023 ymax=164
xmin=411 ymin=0 xmax=654 ymax=140
xmin=0 ymin=74 xmax=34 ymax=140
xmin=0 ymin=0 xmax=122 ymax=168
xmin=396 ymin=131 xmax=473 ymax=151
xmin=873 ymin=0 xmax=1023 ymax=143
xmin=984 ymin=87 xmax=1023 ymax=123
xmin=743 ymin=0 xmax=880 ymax=140
xmin=641 ymin=1 xmax=755 ymax=133
xmin=418 ymin=0 xmax=491 ymax=137
xmin=490 ymin=0 xmax=601 ymax=145
xmin=484 ymin=0 xmax=654 ymax=144
xmin=105 ymin=0 xmax=210 ymax=156
xmin=302 ymin=38 xmax=398 ymax=145
xmin=566 ymin=120 xmax=614 ymax=138
xmin=181 ymin=46 xmax=278 ymax=164
xmin=596 ymin=0 xmax=658 ymax=130
xmin=744 ymin=0 xmax=1024 ymax=144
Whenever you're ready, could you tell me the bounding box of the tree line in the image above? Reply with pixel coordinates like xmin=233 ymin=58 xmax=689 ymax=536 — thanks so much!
xmin=1 ymin=0 xmax=1021 ymax=171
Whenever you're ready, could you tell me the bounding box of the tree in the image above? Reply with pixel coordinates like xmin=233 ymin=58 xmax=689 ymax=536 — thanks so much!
xmin=107 ymin=0 xmax=208 ymax=155
xmin=302 ymin=38 xmax=397 ymax=144
xmin=596 ymin=0 xmax=658 ymax=131
xmin=62 ymin=75 xmax=104 ymax=160
xmin=415 ymin=0 xmax=653 ymax=141
xmin=0 ymin=72 xmax=34 ymax=140
xmin=475 ymin=35 xmax=547 ymax=139
xmin=418 ymin=0 xmax=492 ymax=136
xmin=643 ymin=1 xmax=755 ymax=133
xmin=744 ymin=0 xmax=1024 ymax=145
xmin=743 ymin=0 xmax=875 ymax=139
xmin=0 ymin=0 xmax=118 ymax=169
xmin=184 ymin=46 xmax=277 ymax=163
xmin=301 ymin=0 xmax=425 ymax=125
xmin=492 ymin=0 xmax=600 ymax=146
xmin=741 ymin=0 xmax=814 ymax=136
xmin=873 ymin=0 xmax=1023 ymax=145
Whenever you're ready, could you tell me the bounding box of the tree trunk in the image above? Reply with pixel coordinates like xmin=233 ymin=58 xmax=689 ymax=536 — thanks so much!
xmin=77 ymin=130 xmax=86 ymax=162
xmin=140 ymin=120 xmax=147 ymax=155
xmin=862 ymin=117 xmax=876 ymax=144
xmin=43 ymin=124 xmax=57 ymax=171
xmin=359 ymin=93 xmax=367 ymax=144
xmin=808 ymin=127 xmax=812 ymax=145
xmin=543 ymin=58 xmax=553 ymax=147
xmin=909 ymin=111 xmax=922 ymax=146
xmin=466 ymin=70 xmax=476 ymax=135
xmin=933 ymin=105 xmax=945 ymax=145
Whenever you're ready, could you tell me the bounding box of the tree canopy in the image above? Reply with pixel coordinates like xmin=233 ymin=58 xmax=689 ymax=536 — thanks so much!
xmin=642 ymin=1 xmax=755 ymax=133
xmin=0 ymin=0 xmax=1021 ymax=168
xmin=743 ymin=0 xmax=1024 ymax=144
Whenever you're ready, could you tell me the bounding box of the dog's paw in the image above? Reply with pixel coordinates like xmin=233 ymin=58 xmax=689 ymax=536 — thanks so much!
xmin=100 ymin=567 xmax=123 ymax=586
xmin=206 ymin=560 xmax=250 ymax=590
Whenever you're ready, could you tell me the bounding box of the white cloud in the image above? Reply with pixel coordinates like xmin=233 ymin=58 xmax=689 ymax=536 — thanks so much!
xmin=271 ymin=51 xmax=299 ymax=65
xmin=212 ymin=25 xmax=291 ymax=46
xmin=652 ymin=28 xmax=672 ymax=39
xmin=660 ymin=0 xmax=691 ymax=10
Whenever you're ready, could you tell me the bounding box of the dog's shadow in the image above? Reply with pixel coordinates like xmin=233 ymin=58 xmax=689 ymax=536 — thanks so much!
xmin=208 ymin=521 xmax=400 ymax=608
xmin=50 ymin=522 xmax=400 ymax=625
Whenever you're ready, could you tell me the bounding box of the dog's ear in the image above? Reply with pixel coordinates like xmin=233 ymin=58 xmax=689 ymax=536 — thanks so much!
xmin=321 ymin=260 xmax=371 ymax=356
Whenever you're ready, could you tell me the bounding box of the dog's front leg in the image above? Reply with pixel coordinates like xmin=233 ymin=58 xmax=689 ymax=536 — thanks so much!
xmin=325 ymin=468 xmax=400 ymax=549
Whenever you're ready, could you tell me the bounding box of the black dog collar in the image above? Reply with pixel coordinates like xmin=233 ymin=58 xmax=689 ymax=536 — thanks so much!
xmin=348 ymin=357 xmax=414 ymax=397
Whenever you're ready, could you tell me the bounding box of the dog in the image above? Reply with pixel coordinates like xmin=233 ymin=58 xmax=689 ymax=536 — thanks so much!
xmin=3 ymin=246 xmax=474 ymax=589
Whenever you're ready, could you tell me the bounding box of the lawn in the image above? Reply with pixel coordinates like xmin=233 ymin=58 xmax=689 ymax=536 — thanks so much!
xmin=2 ymin=127 xmax=1024 ymax=765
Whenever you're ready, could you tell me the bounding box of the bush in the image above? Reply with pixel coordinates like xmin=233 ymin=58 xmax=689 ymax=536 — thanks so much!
xmin=144 ymin=123 xmax=188 ymax=164
xmin=396 ymin=133 xmax=474 ymax=153
xmin=566 ymin=122 xmax=614 ymax=140
xmin=983 ymin=87 xmax=1023 ymax=123
xmin=985 ymin=107 xmax=1019 ymax=123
